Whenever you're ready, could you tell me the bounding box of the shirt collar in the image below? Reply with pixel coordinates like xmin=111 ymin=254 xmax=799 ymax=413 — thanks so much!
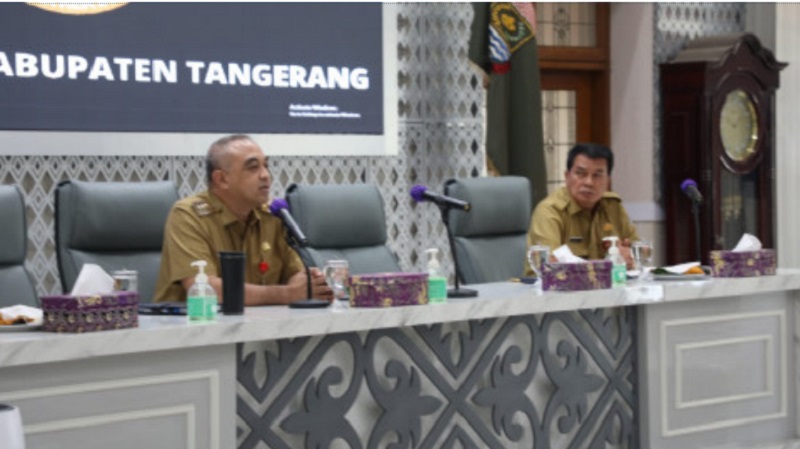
xmin=204 ymin=190 xmax=261 ymax=227
xmin=556 ymin=187 xmax=588 ymax=216
xmin=561 ymin=187 xmax=609 ymax=217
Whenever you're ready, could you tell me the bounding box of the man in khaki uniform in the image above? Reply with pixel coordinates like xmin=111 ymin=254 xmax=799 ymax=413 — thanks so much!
xmin=154 ymin=135 xmax=332 ymax=304
xmin=525 ymin=143 xmax=639 ymax=276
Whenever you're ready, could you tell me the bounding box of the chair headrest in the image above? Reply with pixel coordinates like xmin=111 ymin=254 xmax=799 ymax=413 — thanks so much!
xmin=445 ymin=176 xmax=532 ymax=237
xmin=0 ymin=185 xmax=26 ymax=264
xmin=286 ymin=183 xmax=387 ymax=248
xmin=57 ymin=180 xmax=178 ymax=251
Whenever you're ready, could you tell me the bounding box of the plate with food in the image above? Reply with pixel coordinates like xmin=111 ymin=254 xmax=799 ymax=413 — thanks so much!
xmin=0 ymin=321 xmax=43 ymax=332
xmin=0 ymin=305 xmax=43 ymax=332
xmin=651 ymin=263 xmax=710 ymax=281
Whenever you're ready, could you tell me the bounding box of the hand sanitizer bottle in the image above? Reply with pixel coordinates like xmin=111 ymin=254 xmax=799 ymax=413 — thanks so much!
xmin=187 ymin=260 xmax=218 ymax=321
xmin=603 ymin=236 xmax=627 ymax=287
xmin=425 ymin=248 xmax=448 ymax=304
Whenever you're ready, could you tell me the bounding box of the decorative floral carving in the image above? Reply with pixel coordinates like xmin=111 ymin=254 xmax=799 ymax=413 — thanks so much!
xmin=473 ymin=345 xmax=541 ymax=442
xmin=542 ymin=339 xmax=605 ymax=434
xmin=281 ymin=366 xmax=362 ymax=448
xmin=238 ymin=309 xmax=637 ymax=449
xmin=367 ymin=361 xmax=441 ymax=448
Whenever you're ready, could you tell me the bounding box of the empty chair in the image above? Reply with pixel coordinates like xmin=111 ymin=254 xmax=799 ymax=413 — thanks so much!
xmin=55 ymin=180 xmax=178 ymax=302
xmin=0 ymin=185 xmax=38 ymax=307
xmin=444 ymin=176 xmax=532 ymax=284
xmin=285 ymin=183 xmax=402 ymax=274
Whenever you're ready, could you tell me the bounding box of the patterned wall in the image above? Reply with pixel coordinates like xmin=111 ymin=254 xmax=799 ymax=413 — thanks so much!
xmin=1 ymin=4 xmax=485 ymax=297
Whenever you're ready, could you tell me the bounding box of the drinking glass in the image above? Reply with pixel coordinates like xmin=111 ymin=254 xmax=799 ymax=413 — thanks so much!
xmin=112 ymin=269 xmax=138 ymax=293
xmin=632 ymin=240 xmax=654 ymax=281
xmin=323 ymin=260 xmax=350 ymax=301
xmin=527 ymin=245 xmax=551 ymax=284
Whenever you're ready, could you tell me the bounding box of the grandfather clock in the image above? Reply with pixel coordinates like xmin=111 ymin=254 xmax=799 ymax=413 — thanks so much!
xmin=661 ymin=33 xmax=786 ymax=265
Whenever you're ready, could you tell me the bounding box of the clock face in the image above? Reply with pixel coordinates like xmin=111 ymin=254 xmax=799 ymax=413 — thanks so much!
xmin=719 ymin=89 xmax=758 ymax=162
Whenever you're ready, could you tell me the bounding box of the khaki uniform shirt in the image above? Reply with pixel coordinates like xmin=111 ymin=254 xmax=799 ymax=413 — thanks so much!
xmin=154 ymin=191 xmax=304 ymax=302
xmin=525 ymin=187 xmax=639 ymax=275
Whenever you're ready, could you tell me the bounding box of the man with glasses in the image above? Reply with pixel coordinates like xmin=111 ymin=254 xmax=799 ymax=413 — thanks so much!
xmin=524 ymin=143 xmax=639 ymax=275
xmin=154 ymin=134 xmax=332 ymax=304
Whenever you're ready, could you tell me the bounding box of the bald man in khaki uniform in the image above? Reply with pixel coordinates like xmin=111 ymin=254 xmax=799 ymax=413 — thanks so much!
xmin=154 ymin=135 xmax=332 ymax=304
xmin=525 ymin=143 xmax=639 ymax=276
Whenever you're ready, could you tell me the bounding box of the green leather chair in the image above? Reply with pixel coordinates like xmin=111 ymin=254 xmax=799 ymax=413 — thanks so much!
xmin=444 ymin=176 xmax=532 ymax=284
xmin=285 ymin=183 xmax=402 ymax=273
xmin=0 ymin=185 xmax=39 ymax=307
xmin=55 ymin=180 xmax=178 ymax=301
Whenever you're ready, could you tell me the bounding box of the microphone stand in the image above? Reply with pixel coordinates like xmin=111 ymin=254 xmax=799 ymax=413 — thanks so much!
xmin=284 ymin=234 xmax=326 ymax=307
xmin=439 ymin=204 xmax=478 ymax=298
xmin=691 ymin=200 xmax=702 ymax=264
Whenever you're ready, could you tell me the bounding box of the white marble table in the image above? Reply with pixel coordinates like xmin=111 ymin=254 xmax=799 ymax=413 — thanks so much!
xmin=2 ymin=270 xmax=798 ymax=369
xmin=1 ymin=269 xmax=798 ymax=449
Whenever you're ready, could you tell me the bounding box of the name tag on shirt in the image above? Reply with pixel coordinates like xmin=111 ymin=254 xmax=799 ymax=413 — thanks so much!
xmin=569 ymin=236 xmax=583 ymax=243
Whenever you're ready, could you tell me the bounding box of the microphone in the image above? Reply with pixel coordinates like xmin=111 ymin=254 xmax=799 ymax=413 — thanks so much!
xmin=680 ymin=179 xmax=704 ymax=205
xmin=268 ymin=198 xmax=308 ymax=246
xmin=410 ymin=185 xmax=470 ymax=211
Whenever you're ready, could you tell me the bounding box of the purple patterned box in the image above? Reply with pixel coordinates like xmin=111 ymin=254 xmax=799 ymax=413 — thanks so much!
xmin=541 ymin=260 xmax=612 ymax=292
xmin=348 ymin=272 xmax=429 ymax=307
xmin=709 ymin=249 xmax=776 ymax=277
xmin=41 ymin=291 xmax=139 ymax=333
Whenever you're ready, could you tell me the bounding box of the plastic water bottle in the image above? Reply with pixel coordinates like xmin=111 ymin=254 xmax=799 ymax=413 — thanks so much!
xmin=187 ymin=260 xmax=218 ymax=321
xmin=603 ymin=236 xmax=627 ymax=287
xmin=425 ymin=248 xmax=448 ymax=304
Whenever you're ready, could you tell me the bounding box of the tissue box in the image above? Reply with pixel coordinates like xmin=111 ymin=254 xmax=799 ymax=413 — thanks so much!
xmin=541 ymin=260 xmax=612 ymax=292
xmin=709 ymin=249 xmax=776 ymax=277
xmin=348 ymin=272 xmax=428 ymax=307
xmin=41 ymin=292 xmax=139 ymax=333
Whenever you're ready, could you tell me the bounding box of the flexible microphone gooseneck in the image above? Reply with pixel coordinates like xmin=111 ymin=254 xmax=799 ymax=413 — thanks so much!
xmin=410 ymin=185 xmax=471 ymax=211
xmin=269 ymin=198 xmax=324 ymax=307
xmin=410 ymin=184 xmax=477 ymax=298
xmin=680 ymin=179 xmax=703 ymax=263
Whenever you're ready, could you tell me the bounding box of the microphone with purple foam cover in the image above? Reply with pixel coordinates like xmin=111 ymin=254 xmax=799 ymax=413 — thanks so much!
xmin=409 ymin=185 xmax=470 ymax=211
xmin=680 ymin=179 xmax=704 ymax=205
xmin=268 ymin=198 xmax=308 ymax=246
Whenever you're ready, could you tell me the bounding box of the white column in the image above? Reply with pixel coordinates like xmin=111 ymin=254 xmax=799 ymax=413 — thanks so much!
xmin=775 ymin=5 xmax=800 ymax=268
xmin=610 ymin=3 xmax=655 ymax=207
xmin=610 ymin=4 xmax=664 ymax=263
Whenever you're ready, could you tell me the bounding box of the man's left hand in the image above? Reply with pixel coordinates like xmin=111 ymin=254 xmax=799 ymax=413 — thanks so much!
xmin=620 ymin=238 xmax=634 ymax=269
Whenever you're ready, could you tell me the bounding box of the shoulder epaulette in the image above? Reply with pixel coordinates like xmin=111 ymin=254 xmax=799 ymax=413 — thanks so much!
xmin=191 ymin=200 xmax=213 ymax=217
xmin=549 ymin=188 xmax=570 ymax=210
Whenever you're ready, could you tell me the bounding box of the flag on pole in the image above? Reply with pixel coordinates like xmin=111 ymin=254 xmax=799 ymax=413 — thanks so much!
xmin=468 ymin=2 xmax=548 ymax=208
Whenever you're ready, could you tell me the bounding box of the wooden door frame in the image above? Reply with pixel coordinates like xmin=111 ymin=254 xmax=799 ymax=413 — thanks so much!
xmin=537 ymin=3 xmax=610 ymax=146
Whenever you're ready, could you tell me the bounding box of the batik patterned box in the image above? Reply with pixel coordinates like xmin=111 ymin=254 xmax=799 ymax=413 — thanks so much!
xmin=709 ymin=249 xmax=776 ymax=277
xmin=41 ymin=291 xmax=139 ymax=333
xmin=541 ymin=260 xmax=612 ymax=292
xmin=348 ymin=272 xmax=429 ymax=307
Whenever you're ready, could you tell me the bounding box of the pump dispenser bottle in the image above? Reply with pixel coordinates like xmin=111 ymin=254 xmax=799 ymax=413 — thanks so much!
xmin=603 ymin=236 xmax=627 ymax=287
xmin=425 ymin=248 xmax=447 ymax=304
xmin=187 ymin=260 xmax=218 ymax=321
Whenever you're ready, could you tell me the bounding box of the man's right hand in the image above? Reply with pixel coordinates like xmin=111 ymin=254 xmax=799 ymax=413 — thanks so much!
xmin=309 ymin=267 xmax=334 ymax=301
xmin=287 ymin=270 xmax=333 ymax=302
